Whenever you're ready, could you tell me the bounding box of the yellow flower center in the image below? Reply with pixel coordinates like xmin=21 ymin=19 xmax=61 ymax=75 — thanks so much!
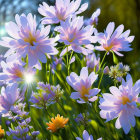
xmin=14 ymin=69 xmax=23 ymax=78
xmin=80 ymin=86 xmax=90 ymax=101
xmin=24 ymin=32 xmax=36 ymax=46
xmin=121 ymin=96 xmax=131 ymax=105
xmin=104 ymin=43 xmax=114 ymax=51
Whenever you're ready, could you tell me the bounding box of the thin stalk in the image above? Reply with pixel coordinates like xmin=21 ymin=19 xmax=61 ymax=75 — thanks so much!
xmin=98 ymin=51 xmax=108 ymax=73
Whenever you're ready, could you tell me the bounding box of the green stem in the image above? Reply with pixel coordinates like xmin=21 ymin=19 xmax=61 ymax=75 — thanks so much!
xmin=98 ymin=51 xmax=108 ymax=73
xmin=67 ymin=51 xmax=73 ymax=75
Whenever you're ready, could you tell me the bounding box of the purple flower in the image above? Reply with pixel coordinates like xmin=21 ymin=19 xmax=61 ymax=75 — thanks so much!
xmin=76 ymin=130 xmax=102 ymax=140
xmin=30 ymin=82 xmax=63 ymax=108
xmin=85 ymin=8 xmax=101 ymax=26
xmin=66 ymin=67 xmax=100 ymax=103
xmin=0 ymin=57 xmax=36 ymax=84
xmin=0 ymin=83 xmax=24 ymax=117
xmin=86 ymin=53 xmax=100 ymax=72
xmin=0 ymin=13 xmax=58 ymax=67
xmin=99 ymin=74 xmax=140 ymax=134
xmin=38 ymin=0 xmax=88 ymax=24
xmin=95 ymin=22 xmax=134 ymax=56
xmin=55 ymin=16 xmax=96 ymax=56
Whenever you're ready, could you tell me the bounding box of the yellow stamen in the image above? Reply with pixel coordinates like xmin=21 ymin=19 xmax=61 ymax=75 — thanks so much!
xmin=24 ymin=32 xmax=36 ymax=46
xmin=121 ymin=96 xmax=131 ymax=105
xmin=80 ymin=86 xmax=90 ymax=101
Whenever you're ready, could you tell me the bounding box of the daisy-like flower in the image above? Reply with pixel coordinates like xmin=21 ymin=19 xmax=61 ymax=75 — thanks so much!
xmin=66 ymin=67 xmax=100 ymax=103
xmin=0 ymin=125 xmax=4 ymax=139
xmin=99 ymin=74 xmax=140 ymax=134
xmin=0 ymin=83 xmax=24 ymax=117
xmin=86 ymin=53 xmax=100 ymax=72
xmin=95 ymin=22 xmax=134 ymax=56
xmin=0 ymin=58 xmax=35 ymax=83
xmin=46 ymin=114 xmax=69 ymax=132
xmin=0 ymin=13 xmax=58 ymax=67
xmin=56 ymin=16 xmax=95 ymax=56
xmin=85 ymin=8 xmax=101 ymax=26
xmin=38 ymin=0 xmax=88 ymax=24
xmin=76 ymin=130 xmax=102 ymax=140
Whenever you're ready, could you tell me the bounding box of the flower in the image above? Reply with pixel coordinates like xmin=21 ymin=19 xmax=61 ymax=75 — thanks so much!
xmin=0 ymin=13 xmax=58 ymax=67
xmin=76 ymin=130 xmax=102 ymax=140
xmin=99 ymin=74 xmax=140 ymax=134
xmin=85 ymin=8 xmax=101 ymax=26
xmin=66 ymin=67 xmax=100 ymax=103
xmin=75 ymin=113 xmax=91 ymax=125
xmin=38 ymin=0 xmax=88 ymax=24
xmin=107 ymin=62 xmax=130 ymax=82
xmin=56 ymin=16 xmax=96 ymax=56
xmin=30 ymin=82 xmax=63 ymax=109
xmin=95 ymin=22 xmax=134 ymax=56
xmin=0 ymin=125 xmax=4 ymax=139
xmin=86 ymin=53 xmax=100 ymax=72
xmin=46 ymin=114 xmax=69 ymax=132
xmin=0 ymin=57 xmax=35 ymax=84
xmin=0 ymin=83 xmax=24 ymax=117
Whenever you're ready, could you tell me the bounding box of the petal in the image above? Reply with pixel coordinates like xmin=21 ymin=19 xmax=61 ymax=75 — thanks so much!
xmin=5 ymin=22 xmax=20 ymax=39
xmin=70 ymin=92 xmax=80 ymax=99
xmin=80 ymin=67 xmax=88 ymax=81
xmin=106 ymin=22 xmax=115 ymax=39
xmin=109 ymin=86 xmax=121 ymax=97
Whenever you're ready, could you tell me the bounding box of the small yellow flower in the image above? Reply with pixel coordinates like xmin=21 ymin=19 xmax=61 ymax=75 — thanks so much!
xmin=46 ymin=114 xmax=69 ymax=132
xmin=0 ymin=125 xmax=4 ymax=139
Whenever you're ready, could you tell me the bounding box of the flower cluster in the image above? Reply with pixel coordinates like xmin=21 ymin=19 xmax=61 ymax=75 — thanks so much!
xmin=0 ymin=0 xmax=138 ymax=139
xmin=30 ymin=82 xmax=64 ymax=109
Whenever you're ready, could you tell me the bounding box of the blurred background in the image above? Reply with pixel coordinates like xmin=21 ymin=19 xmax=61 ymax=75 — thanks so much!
xmin=0 ymin=0 xmax=140 ymax=81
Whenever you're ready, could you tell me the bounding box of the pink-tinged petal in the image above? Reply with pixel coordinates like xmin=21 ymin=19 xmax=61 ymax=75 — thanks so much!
xmin=106 ymin=22 xmax=115 ymax=39
xmin=89 ymin=88 xmax=100 ymax=96
xmin=120 ymin=30 xmax=130 ymax=38
xmin=109 ymin=86 xmax=121 ymax=97
xmin=80 ymin=67 xmax=88 ymax=80
xmin=75 ymin=3 xmax=88 ymax=15
xmin=115 ymin=117 xmax=121 ymax=129
xmin=94 ymin=46 xmax=105 ymax=51
xmin=70 ymin=92 xmax=80 ymax=99
xmin=76 ymin=137 xmax=82 ymax=140
xmin=111 ymin=24 xmax=124 ymax=39
xmin=88 ymin=72 xmax=98 ymax=85
xmin=34 ymin=61 xmax=41 ymax=70
xmin=126 ymin=36 xmax=134 ymax=43
xmin=77 ymin=98 xmax=86 ymax=104
xmin=113 ymin=51 xmax=124 ymax=56
xmin=102 ymin=93 xmax=117 ymax=102
xmin=5 ymin=22 xmax=20 ymax=39
xmin=60 ymin=46 xmax=72 ymax=57
xmin=40 ymin=25 xmax=51 ymax=37
xmin=88 ymin=96 xmax=98 ymax=102
xmin=72 ymin=0 xmax=81 ymax=12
